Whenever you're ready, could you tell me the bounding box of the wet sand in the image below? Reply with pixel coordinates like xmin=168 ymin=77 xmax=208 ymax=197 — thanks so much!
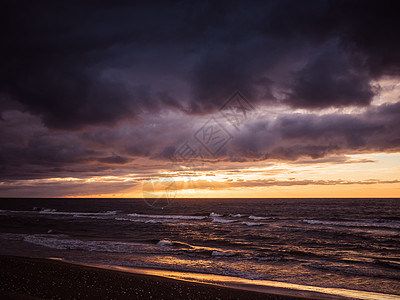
xmin=0 ymin=255 xmax=311 ymax=299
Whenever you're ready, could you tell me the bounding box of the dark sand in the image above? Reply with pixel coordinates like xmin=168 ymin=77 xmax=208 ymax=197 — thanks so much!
xmin=0 ymin=255 xmax=311 ymax=300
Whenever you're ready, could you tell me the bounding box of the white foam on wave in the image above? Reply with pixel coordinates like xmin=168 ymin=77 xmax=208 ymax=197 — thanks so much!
xmin=230 ymin=214 xmax=244 ymax=218
xmin=212 ymin=217 xmax=235 ymax=223
xmin=104 ymin=210 xmax=118 ymax=215
xmin=303 ymin=220 xmax=329 ymax=225
xmin=39 ymin=210 xmax=117 ymax=216
xmin=128 ymin=213 xmax=206 ymax=220
xmin=242 ymin=222 xmax=263 ymax=226
xmin=23 ymin=234 xmax=155 ymax=254
xmin=248 ymin=216 xmax=270 ymax=220
xmin=115 ymin=217 xmax=162 ymax=224
xmin=210 ymin=212 xmax=222 ymax=217
xmin=145 ymin=220 xmax=159 ymax=224
xmin=40 ymin=208 xmax=57 ymax=212
xmin=157 ymin=240 xmax=174 ymax=247
xmin=22 ymin=234 xmax=198 ymax=255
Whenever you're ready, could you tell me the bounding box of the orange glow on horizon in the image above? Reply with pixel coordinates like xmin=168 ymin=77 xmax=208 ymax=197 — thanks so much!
xmin=3 ymin=152 xmax=400 ymax=198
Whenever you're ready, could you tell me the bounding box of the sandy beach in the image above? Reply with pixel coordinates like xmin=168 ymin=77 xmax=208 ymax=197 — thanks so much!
xmin=0 ymin=255 xmax=311 ymax=300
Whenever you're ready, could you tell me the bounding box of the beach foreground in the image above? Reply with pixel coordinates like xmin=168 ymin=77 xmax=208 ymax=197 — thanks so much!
xmin=0 ymin=255 xmax=310 ymax=300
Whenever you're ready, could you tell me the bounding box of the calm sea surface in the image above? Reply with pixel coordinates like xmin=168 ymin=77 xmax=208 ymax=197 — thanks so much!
xmin=0 ymin=198 xmax=399 ymax=296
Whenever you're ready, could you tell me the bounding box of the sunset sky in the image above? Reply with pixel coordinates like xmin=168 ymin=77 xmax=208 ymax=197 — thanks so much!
xmin=1 ymin=1 xmax=399 ymax=198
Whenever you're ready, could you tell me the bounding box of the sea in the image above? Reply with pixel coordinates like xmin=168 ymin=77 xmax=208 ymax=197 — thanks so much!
xmin=0 ymin=198 xmax=399 ymax=298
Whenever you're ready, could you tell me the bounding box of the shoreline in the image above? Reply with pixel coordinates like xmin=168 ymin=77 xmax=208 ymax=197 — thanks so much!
xmin=0 ymin=255 xmax=313 ymax=299
xmin=51 ymin=259 xmax=400 ymax=300
xmin=2 ymin=256 xmax=399 ymax=299
xmin=54 ymin=260 xmax=339 ymax=300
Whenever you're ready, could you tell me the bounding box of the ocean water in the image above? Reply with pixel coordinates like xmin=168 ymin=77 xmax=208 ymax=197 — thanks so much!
xmin=0 ymin=198 xmax=399 ymax=297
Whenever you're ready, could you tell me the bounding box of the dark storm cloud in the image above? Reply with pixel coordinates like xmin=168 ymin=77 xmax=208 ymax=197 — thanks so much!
xmin=0 ymin=110 xmax=197 ymax=179
xmin=0 ymin=1 xmax=191 ymax=129
xmin=231 ymin=101 xmax=400 ymax=160
xmin=98 ymin=155 xmax=130 ymax=165
xmin=1 ymin=100 xmax=399 ymax=180
xmin=283 ymin=44 xmax=376 ymax=108
xmin=187 ymin=0 xmax=400 ymax=111
xmin=334 ymin=0 xmax=400 ymax=77
xmin=1 ymin=0 xmax=400 ymax=183
xmin=1 ymin=0 xmax=400 ymax=129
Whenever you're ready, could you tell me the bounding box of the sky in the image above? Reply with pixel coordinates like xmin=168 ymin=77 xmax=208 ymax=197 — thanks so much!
xmin=0 ymin=0 xmax=399 ymax=198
